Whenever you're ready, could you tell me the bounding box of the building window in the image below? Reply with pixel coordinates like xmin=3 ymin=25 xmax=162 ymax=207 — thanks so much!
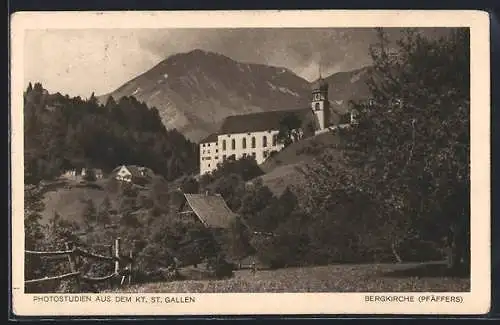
xmin=202 ymin=144 xmax=205 ymax=147
xmin=208 ymin=164 xmax=210 ymax=168
xmin=223 ymin=155 xmax=227 ymax=160
xmin=231 ymin=139 xmax=236 ymax=150
xmin=242 ymin=138 xmax=247 ymax=149
xmin=242 ymin=153 xmax=247 ymax=158
xmin=252 ymin=152 xmax=256 ymax=158
xmin=251 ymin=136 xmax=256 ymax=148
xmin=262 ymin=136 xmax=267 ymax=147
xmin=215 ymin=156 xmax=218 ymax=159
xmin=263 ymin=150 xmax=269 ymax=158
xmin=216 ymin=149 xmax=218 ymax=153
xmin=222 ymin=140 xmax=226 ymax=151
xmin=272 ymin=134 xmax=278 ymax=146
xmin=315 ymin=103 xmax=320 ymax=111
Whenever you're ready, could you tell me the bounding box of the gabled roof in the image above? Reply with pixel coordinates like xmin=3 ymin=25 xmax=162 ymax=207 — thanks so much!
xmin=218 ymin=108 xmax=312 ymax=134
xmin=183 ymin=193 xmax=238 ymax=229
xmin=125 ymin=165 xmax=145 ymax=178
xmin=112 ymin=165 xmax=153 ymax=178
xmin=200 ymin=133 xmax=218 ymax=144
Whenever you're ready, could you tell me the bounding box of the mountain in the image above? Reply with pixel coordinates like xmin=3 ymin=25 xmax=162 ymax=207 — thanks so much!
xmin=324 ymin=66 xmax=373 ymax=116
xmin=98 ymin=49 xmax=312 ymax=142
xmin=99 ymin=49 xmax=373 ymax=143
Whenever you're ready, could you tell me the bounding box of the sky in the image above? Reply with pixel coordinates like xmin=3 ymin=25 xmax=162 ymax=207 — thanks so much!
xmin=24 ymin=28 xmax=451 ymax=98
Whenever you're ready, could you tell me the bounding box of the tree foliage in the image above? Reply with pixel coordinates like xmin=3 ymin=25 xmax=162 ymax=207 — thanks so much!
xmin=299 ymin=28 xmax=470 ymax=268
xmin=277 ymin=113 xmax=303 ymax=146
xmin=24 ymin=84 xmax=198 ymax=184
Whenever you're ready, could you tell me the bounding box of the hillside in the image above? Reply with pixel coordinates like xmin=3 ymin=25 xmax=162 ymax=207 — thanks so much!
xmin=98 ymin=49 xmax=373 ymax=142
xmin=253 ymin=131 xmax=343 ymax=195
xmin=98 ymin=49 xmax=312 ymax=142
xmin=38 ymin=174 xmax=172 ymax=226
xmin=325 ymin=66 xmax=373 ymax=115
xmin=40 ymin=180 xmax=113 ymax=225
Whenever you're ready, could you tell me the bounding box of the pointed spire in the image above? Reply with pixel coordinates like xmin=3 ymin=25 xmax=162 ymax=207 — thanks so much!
xmin=318 ymin=53 xmax=323 ymax=80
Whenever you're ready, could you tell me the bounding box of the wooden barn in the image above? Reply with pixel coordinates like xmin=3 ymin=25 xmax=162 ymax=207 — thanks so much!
xmin=174 ymin=193 xmax=256 ymax=272
xmin=179 ymin=193 xmax=239 ymax=230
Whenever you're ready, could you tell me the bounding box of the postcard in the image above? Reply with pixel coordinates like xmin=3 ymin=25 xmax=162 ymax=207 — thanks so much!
xmin=10 ymin=9 xmax=491 ymax=316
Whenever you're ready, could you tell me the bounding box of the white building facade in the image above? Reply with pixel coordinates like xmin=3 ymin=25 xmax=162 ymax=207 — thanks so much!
xmin=200 ymin=130 xmax=285 ymax=174
xmin=199 ymin=78 xmax=333 ymax=175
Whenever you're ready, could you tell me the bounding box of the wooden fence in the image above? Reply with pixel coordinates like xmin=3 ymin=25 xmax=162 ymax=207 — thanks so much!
xmin=25 ymin=237 xmax=134 ymax=290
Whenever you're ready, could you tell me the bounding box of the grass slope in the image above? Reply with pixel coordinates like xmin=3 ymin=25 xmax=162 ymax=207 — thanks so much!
xmin=39 ymin=177 xmax=158 ymax=225
xmin=254 ymin=131 xmax=342 ymax=195
xmin=40 ymin=179 xmax=113 ymax=224
xmin=112 ymin=262 xmax=469 ymax=293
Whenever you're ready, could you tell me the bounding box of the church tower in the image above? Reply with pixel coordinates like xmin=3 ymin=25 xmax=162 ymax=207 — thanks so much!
xmin=311 ymin=71 xmax=330 ymax=131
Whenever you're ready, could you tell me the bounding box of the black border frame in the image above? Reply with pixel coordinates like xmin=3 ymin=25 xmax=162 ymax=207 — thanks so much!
xmin=6 ymin=1 xmax=500 ymax=322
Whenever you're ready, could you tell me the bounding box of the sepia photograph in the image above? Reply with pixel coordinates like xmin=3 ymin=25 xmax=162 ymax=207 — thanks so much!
xmin=10 ymin=10 xmax=490 ymax=316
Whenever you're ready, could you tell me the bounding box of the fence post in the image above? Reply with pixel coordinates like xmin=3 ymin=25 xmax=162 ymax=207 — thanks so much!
xmin=114 ymin=237 xmax=121 ymax=275
xmin=65 ymin=241 xmax=80 ymax=292
xmin=128 ymin=250 xmax=133 ymax=286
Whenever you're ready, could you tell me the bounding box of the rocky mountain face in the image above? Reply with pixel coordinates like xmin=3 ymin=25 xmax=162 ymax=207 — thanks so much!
xmin=98 ymin=49 xmax=312 ymax=142
xmin=99 ymin=49 xmax=373 ymax=142
xmin=325 ymin=66 xmax=373 ymax=115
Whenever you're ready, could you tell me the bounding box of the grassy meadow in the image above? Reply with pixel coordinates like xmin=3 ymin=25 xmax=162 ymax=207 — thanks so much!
xmin=111 ymin=262 xmax=470 ymax=293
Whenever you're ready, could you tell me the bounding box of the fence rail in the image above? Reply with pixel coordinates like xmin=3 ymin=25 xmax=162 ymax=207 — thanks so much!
xmin=25 ymin=237 xmax=134 ymax=290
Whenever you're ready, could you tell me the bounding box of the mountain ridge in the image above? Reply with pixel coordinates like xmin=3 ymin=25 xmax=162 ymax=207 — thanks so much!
xmin=98 ymin=49 xmax=373 ymax=142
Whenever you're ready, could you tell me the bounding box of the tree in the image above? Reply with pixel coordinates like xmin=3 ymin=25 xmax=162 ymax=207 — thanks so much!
xmin=83 ymin=168 xmax=97 ymax=182
xmin=335 ymin=28 xmax=470 ymax=268
xmin=82 ymin=199 xmax=97 ymax=226
xmin=97 ymin=196 xmax=112 ymax=225
xmin=23 ymin=83 xmax=198 ymax=185
xmin=277 ymin=113 xmax=302 ymax=147
xmin=24 ymin=185 xmax=46 ymax=281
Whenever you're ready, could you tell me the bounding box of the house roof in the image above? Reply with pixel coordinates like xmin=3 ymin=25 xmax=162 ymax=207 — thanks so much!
xmin=112 ymin=165 xmax=153 ymax=178
xmin=183 ymin=193 xmax=239 ymax=229
xmin=200 ymin=133 xmax=218 ymax=144
xmin=218 ymin=108 xmax=312 ymax=134
xmin=126 ymin=165 xmax=144 ymax=177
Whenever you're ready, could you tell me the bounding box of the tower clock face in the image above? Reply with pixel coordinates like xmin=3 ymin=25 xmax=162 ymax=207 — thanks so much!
xmin=314 ymin=93 xmax=322 ymax=101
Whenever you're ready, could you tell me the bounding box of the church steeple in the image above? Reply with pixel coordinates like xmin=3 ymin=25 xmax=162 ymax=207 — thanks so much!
xmin=311 ymin=62 xmax=329 ymax=131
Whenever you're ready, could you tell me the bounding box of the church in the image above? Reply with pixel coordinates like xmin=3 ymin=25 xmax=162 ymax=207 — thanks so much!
xmin=199 ymin=77 xmax=354 ymax=175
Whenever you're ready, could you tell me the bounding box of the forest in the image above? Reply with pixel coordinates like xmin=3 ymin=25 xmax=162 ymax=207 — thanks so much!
xmin=24 ymin=83 xmax=198 ymax=184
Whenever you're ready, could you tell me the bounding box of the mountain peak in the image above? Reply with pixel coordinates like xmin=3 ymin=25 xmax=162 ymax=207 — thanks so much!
xmin=100 ymin=49 xmax=372 ymax=143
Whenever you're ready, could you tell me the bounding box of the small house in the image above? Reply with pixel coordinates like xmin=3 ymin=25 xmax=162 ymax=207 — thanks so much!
xmin=112 ymin=165 xmax=153 ymax=184
xmin=81 ymin=168 xmax=104 ymax=180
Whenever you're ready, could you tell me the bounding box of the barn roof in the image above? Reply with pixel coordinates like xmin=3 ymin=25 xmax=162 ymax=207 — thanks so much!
xmin=183 ymin=193 xmax=238 ymax=229
xmin=218 ymin=108 xmax=312 ymax=134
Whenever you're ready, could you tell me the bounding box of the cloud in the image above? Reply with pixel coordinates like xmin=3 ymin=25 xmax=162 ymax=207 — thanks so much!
xmin=24 ymin=27 xmax=452 ymax=97
xmin=24 ymin=29 xmax=163 ymax=97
